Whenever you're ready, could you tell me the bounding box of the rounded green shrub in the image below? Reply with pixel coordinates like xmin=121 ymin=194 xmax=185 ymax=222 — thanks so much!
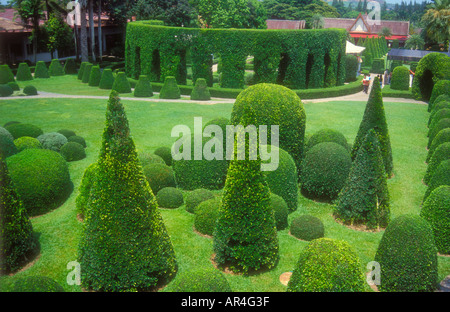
xmin=287 ymin=238 xmax=365 ymax=292
xmin=7 ymin=81 xmax=20 ymax=91
xmin=49 ymin=59 xmax=64 ymax=76
xmin=6 ymin=148 xmax=72 ymax=216
xmin=60 ymin=142 xmax=86 ymax=162
xmin=429 ymin=100 xmax=450 ymax=126
xmin=143 ymin=163 xmax=176 ymax=194
xmin=421 ymin=185 xmax=450 ymax=255
xmin=190 ymin=78 xmax=211 ymax=101
xmin=63 ymin=58 xmax=77 ymax=75
xmin=170 ymin=268 xmax=231 ymax=292
xmin=231 ymin=83 xmax=306 ymax=174
xmin=290 ymin=214 xmax=325 ymax=241
xmin=23 ymin=85 xmax=38 ymax=95
xmin=154 ymin=146 xmax=172 ymax=166
xmin=423 ymin=159 xmax=450 ymax=202
xmin=424 ymin=142 xmax=450 ymax=185
xmin=194 ymin=196 xmax=221 ymax=236
xmin=37 ymin=132 xmax=68 ymax=152
xmin=139 ymin=151 xmax=165 ymax=167
xmin=134 ymin=75 xmax=153 ymax=97
xmin=16 ymin=63 xmax=33 ymax=81
xmin=88 ymin=65 xmax=101 ymax=87
xmin=67 ymin=135 xmax=86 ymax=148
xmin=427 ymin=128 xmax=450 ymax=163
xmin=98 ymin=68 xmax=114 ymax=89
xmin=0 ymin=84 xmax=13 ymax=97
xmin=156 ymin=186 xmax=184 ymax=208
xmin=429 ymin=79 xmax=450 ymax=112
xmin=270 ymin=193 xmax=288 ymax=231
xmin=57 ymin=129 xmax=76 ymax=139
xmin=390 ymin=66 xmax=410 ymax=91
xmin=3 ymin=121 xmax=20 ymax=128
xmin=412 ymin=52 xmax=450 ymax=101
xmin=81 ymin=63 xmax=92 ymax=83
xmin=5 ymin=123 xmax=43 ymax=139
xmin=185 ymin=188 xmax=215 ymax=214
xmin=34 ymin=61 xmax=49 ymax=78
xmin=301 ymin=142 xmax=352 ymax=201
xmin=0 ymin=127 xmax=14 ymax=141
xmin=374 ymin=214 xmax=438 ymax=292
xmin=0 ymin=129 xmax=18 ymax=158
xmin=13 ymin=136 xmax=42 ymax=152
xmin=111 ymin=71 xmax=132 ymax=93
xmin=427 ymin=118 xmax=450 ymax=148
xmin=8 ymin=276 xmax=64 ymax=292
xmin=428 ymin=108 xmax=450 ymax=132
xmin=159 ymin=76 xmax=180 ymax=99
xmin=306 ymin=128 xmax=351 ymax=152
xmin=0 ymin=64 xmax=15 ymax=84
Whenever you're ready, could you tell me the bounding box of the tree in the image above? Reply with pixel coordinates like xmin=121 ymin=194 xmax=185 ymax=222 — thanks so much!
xmin=311 ymin=13 xmax=324 ymax=29
xmin=42 ymin=13 xmax=73 ymax=59
xmin=379 ymin=27 xmax=392 ymax=38
xmin=79 ymin=0 xmax=88 ymax=62
xmin=421 ymin=0 xmax=450 ymax=49
xmin=405 ymin=34 xmax=425 ymax=50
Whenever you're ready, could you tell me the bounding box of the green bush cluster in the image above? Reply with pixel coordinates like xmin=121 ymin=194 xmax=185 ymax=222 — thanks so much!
xmin=34 ymin=61 xmax=50 ymax=78
xmin=139 ymin=151 xmax=165 ymax=167
xmin=390 ymin=66 xmax=410 ymax=91
xmin=57 ymin=129 xmax=76 ymax=138
xmin=185 ymin=188 xmax=215 ymax=214
xmin=0 ymin=128 xmax=18 ymax=159
xmin=290 ymin=214 xmax=324 ymax=241
xmin=37 ymin=132 xmax=68 ymax=152
xmin=68 ymin=135 xmax=86 ymax=148
xmin=111 ymin=71 xmax=132 ymax=93
xmin=170 ymin=268 xmax=232 ymax=292
xmin=159 ymin=76 xmax=180 ymax=99
xmin=13 ymin=136 xmax=42 ymax=152
xmin=427 ymin=128 xmax=450 ymax=162
xmin=412 ymin=52 xmax=450 ymax=101
xmin=306 ymin=128 xmax=350 ymax=152
xmin=16 ymin=63 xmax=33 ymax=81
xmin=156 ymin=186 xmax=184 ymax=208
xmin=194 ymin=196 xmax=221 ymax=236
xmin=5 ymin=123 xmax=43 ymax=139
xmin=143 ymin=163 xmax=176 ymax=194
xmin=60 ymin=142 xmax=86 ymax=162
xmin=77 ymin=62 xmax=87 ymax=80
xmin=49 ymin=59 xmax=65 ymax=76
xmin=154 ymin=146 xmax=172 ymax=166
xmin=429 ymin=98 xmax=450 ymax=126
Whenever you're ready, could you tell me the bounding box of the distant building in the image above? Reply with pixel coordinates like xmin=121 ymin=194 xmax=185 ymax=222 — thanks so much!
xmin=266 ymin=19 xmax=306 ymax=30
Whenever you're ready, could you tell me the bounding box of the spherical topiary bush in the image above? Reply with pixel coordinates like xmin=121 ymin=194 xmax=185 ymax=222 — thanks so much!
xmin=13 ymin=136 xmax=42 ymax=152
xmin=57 ymin=129 xmax=76 ymax=139
xmin=67 ymin=135 xmax=86 ymax=148
xmin=287 ymin=238 xmax=365 ymax=292
xmin=134 ymin=75 xmax=153 ymax=97
xmin=8 ymin=276 xmax=64 ymax=292
xmin=7 ymin=81 xmax=20 ymax=91
xmin=139 ymin=151 xmax=165 ymax=167
xmin=6 ymin=149 xmax=72 ymax=216
xmin=98 ymin=68 xmax=114 ymax=89
xmin=270 ymin=193 xmax=288 ymax=230
xmin=156 ymin=186 xmax=184 ymax=208
xmin=301 ymin=142 xmax=352 ymax=201
xmin=0 ymin=129 xmax=18 ymax=158
xmin=0 ymin=84 xmax=13 ymax=97
xmin=111 ymin=72 xmax=132 ymax=93
xmin=412 ymin=52 xmax=450 ymax=101
xmin=230 ymin=83 xmax=306 ymax=175
xmin=428 ymin=108 xmax=450 ymax=133
xmin=23 ymin=85 xmax=38 ymax=96
xmin=0 ymin=127 xmax=14 ymax=141
xmin=426 ymin=128 xmax=450 ymax=163
xmin=390 ymin=66 xmax=410 ymax=91
xmin=16 ymin=63 xmax=33 ymax=81
xmin=424 ymin=142 xmax=450 ymax=185
xmin=305 ymin=128 xmax=351 ymax=152
xmin=427 ymin=118 xmax=450 ymax=148
xmin=5 ymin=123 xmax=43 ymax=139
xmin=374 ymin=214 xmax=438 ymax=292
xmin=421 ymin=186 xmax=450 ymax=255
xmin=159 ymin=76 xmax=181 ymax=99
xmin=194 ymin=196 xmax=221 ymax=236
xmin=190 ymin=78 xmax=211 ymax=101
xmin=60 ymin=142 xmax=86 ymax=162
xmin=154 ymin=146 xmax=172 ymax=166
xmin=185 ymin=188 xmax=215 ymax=214
xmin=143 ymin=163 xmax=176 ymax=194
xmin=37 ymin=132 xmax=68 ymax=152
xmin=429 ymin=79 xmax=450 ymax=112
xmin=290 ymin=214 xmax=325 ymax=241
xmin=429 ymin=102 xmax=450 ymax=126
xmin=34 ymin=61 xmax=49 ymax=79
xmin=423 ymin=159 xmax=450 ymax=202
xmin=170 ymin=268 xmax=231 ymax=292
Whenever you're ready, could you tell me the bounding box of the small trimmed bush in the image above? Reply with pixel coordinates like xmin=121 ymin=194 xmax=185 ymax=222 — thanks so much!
xmin=427 ymin=128 xmax=450 ymax=162
xmin=23 ymin=85 xmax=38 ymax=96
xmin=134 ymin=75 xmax=153 ymax=97
xmin=0 ymin=64 xmax=15 ymax=84
xmin=139 ymin=151 xmax=165 ymax=167
xmin=7 ymin=81 xmax=20 ymax=91
xmin=67 ymin=135 xmax=86 ymax=148
xmin=190 ymin=78 xmax=211 ymax=101
xmin=156 ymin=186 xmax=184 ymax=208
xmin=49 ymin=59 xmax=64 ymax=76
xmin=60 ymin=142 xmax=86 ymax=162
xmin=0 ymin=129 xmax=17 ymax=159
xmin=429 ymin=80 xmax=450 ymax=112
xmin=287 ymin=238 xmax=365 ymax=292
xmin=421 ymin=185 xmax=450 ymax=255
xmin=81 ymin=63 xmax=92 ymax=83
xmin=77 ymin=62 xmax=87 ymax=80
xmin=88 ymin=65 xmax=101 ymax=87
xmin=159 ymin=76 xmax=181 ymax=99
xmin=305 ymin=128 xmax=351 ymax=152
xmin=142 ymin=163 xmax=176 ymax=194
xmin=290 ymin=214 xmax=324 ymax=241
xmin=111 ymin=72 xmax=132 ymax=93
xmin=429 ymin=100 xmax=450 ymax=126
xmin=154 ymin=146 xmax=172 ymax=166
xmin=428 ymin=108 xmax=450 ymax=132
xmin=0 ymin=127 xmax=13 ymax=141
xmin=57 ymin=129 xmax=76 ymax=139
xmin=374 ymin=214 xmax=438 ymax=292
xmin=185 ymin=188 xmax=215 ymax=214
xmin=194 ymin=196 xmax=221 ymax=236
xmin=16 ymin=63 xmax=33 ymax=81
xmin=8 ymin=276 xmax=64 ymax=292
xmin=6 ymin=148 xmax=72 ymax=216
xmin=301 ymin=142 xmax=352 ymax=201
xmin=34 ymin=61 xmax=49 ymax=78
xmin=423 ymin=159 xmax=450 ymax=202
xmin=37 ymin=132 xmax=68 ymax=152
xmin=98 ymin=68 xmax=114 ymax=89
xmin=5 ymin=123 xmax=43 ymax=139
xmin=0 ymin=84 xmax=13 ymax=97
xmin=270 ymin=193 xmax=288 ymax=231
xmin=427 ymin=118 xmax=450 ymax=148
xmin=170 ymin=268 xmax=232 ymax=292
xmin=424 ymin=142 xmax=450 ymax=185
xmin=63 ymin=58 xmax=77 ymax=75
xmin=390 ymin=66 xmax=410 ymax=91
xmin=13 ymin=136 xmax=42 ymax=152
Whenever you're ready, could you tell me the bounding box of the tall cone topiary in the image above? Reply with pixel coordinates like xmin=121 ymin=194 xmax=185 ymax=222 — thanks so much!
xmin=63 ymin=58 xmax=77 ymax=75
xmin=213 ymin=127 xmax=279 ymax=274
xmin=351 ymin=76 xmax=393 ymax=177
xmin=111 ymin=72 xmax=132 ymax=93
xmin=78 ymin=91 xmax=177 ymax=291
xmin=81 ymin=63 xmax=92 ymax=83
xmin=334 ymin=129 xmax=390 ymax=229
xmin=88 ymin=65 xmax=101 ymax=87
xmin=0 ymin=159 xmax=38 ymax=275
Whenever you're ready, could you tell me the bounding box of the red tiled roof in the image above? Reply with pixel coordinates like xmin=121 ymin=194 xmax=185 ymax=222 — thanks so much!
xmin=266 ymin=19 xmax=305 ymax=30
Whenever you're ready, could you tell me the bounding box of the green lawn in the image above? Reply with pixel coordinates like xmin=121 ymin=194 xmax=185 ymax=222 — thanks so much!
xmin=0 ymin=95 xmax=449 ymax=292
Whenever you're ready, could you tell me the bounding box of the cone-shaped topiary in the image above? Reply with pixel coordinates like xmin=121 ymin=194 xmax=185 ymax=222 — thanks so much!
xmin=374 ymin=214 xmax=438 ymax=292
xmin=213 ymin=131 xmax=279 ymax=274
xmin=88 ymin=65 xmax=101 ymax=87
xmin=423 ymin=159 xmax=450 ymax=202
xmin=98 ymin=68 xmax=114 ymax=89
xmin=77 ymin=62 xmax=87 ymax=80
xmin=421 ymin=185 xmax=450 ymax=255
xmin=287 ymin=238 xmax=365 ymax=292
xmin=111 ymin=71 xmax=131 ymax=93
xmin=390 ymin=66 xmax=410 ymax=90
xmin=424 ymin=142 xmax=450 ymax=185
xmin=427 ymin=128 xmax=450 ymax=163
xmin=190 ymin=78 xmax=211 ymax=101
xmin=0 ymin=64 xmax=15 ymax=84
xmin=34 ymin=61 xmax=49 ymax=78
xmin=16 ymin=63 xmax=33 ymax=81
xmin=63 ymin=58 xmax=77 ymax=75
xmin=78 ymin=91 xmax=177 ymax=291
xmin=75 ymin=162 xmax=97 ymax=219
xmin=428 ymin=118 xmax=450 ymax=148
xmin=334 ymin=129 xmax=390 ymax=229
xmin=0 ymin=160 xmax=38 ymax=275
xmin=351 ymin=76 xmax=393 ymax=177
xmin=305 ymin=128 xmax=351 ymax=152
xmin=81 ymin=63 xmax=92 ymax=83
xmin=49 ymin=59 xmax=64 ymax=76
xmin=159 ymin=76 xmax=180 ymax=99
xmin=428 ymin=79 xmax=450 ymax=112
xmin=134 ymin=75 xmax=153 ymax=97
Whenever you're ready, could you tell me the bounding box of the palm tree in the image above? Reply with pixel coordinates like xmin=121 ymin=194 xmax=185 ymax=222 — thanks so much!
xmin=421 ymin=0 xmax=450 ymax=50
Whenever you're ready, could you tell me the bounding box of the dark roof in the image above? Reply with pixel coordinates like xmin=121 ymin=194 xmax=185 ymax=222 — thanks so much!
xmin=266 ymin=19 xmax=305 ymax=30
xmin=388 ymin=48 xmax=450 ymax=61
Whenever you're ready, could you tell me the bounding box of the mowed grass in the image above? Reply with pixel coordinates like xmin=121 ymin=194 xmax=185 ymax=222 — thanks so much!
xmin=0 ymin=95 xmax=449 ymax=292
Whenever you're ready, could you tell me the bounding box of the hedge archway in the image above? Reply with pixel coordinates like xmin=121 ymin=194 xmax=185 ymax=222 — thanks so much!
xmin=412 ymin=52 xmax=450 ymax=101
